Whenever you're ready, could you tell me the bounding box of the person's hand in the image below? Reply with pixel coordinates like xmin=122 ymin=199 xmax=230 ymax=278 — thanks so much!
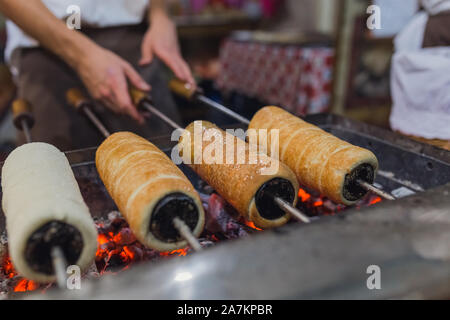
xmin=76 ymin=44 xmax=151 ymax=123
xmin=140 ymin=11 xmax=195 ymax=86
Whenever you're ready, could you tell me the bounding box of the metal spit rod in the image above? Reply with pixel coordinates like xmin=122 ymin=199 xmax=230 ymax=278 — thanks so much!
xmin=274 ymin=197 xmax=311 ymax=223
xmin=20 ymin=119 xmax=32 ymax=144
xmin=140 ymin=101 xmax=182 ymax=131
xmin=135 ymin=95 xmax=311 ymax=224
xmin=66 ymin=88 xmax=202 ymax=252
xmin=51 ymin=246 xmax=68 ymax=289
xmin=197 ymin=95 xmax=251 ymax=126
xmin=173 ymin=217 xmax=203 ymax=251
xmin=168 ymin=79 xmax=396 ymax=202
xmin=12 ymin=99 xmax=34 ymax=144
xmin=66 ymin=89 xmax=111 ymax=138
xmin=83 ymin=107 xmax=111 ymax=138
xmin=12 ymin=99 xmax=69 ymax=288
xmin=357 ymin=180 xmax=396 ymax=201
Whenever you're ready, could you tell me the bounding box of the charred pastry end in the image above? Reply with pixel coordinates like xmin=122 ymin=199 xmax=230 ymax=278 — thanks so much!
xmin=149 ymin=193 xmax=200 ymax=243
xmin=255 ymin=178 xmax=296 ymax=220
xmin=343 ymin=163 xmax=376 ymax=202
xmin=25 ymin=221 xmax=83 ymax=276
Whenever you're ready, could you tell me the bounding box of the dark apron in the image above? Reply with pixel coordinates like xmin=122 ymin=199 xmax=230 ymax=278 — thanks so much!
xmin=12 ymin=24 xmax=181 ymax=151
xmin=423 ymin=10 xmax=450 ymax=48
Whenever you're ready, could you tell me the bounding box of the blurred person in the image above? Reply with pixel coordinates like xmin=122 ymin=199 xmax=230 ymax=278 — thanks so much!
xmin=0 ymin=0 xmax=194 ymax=149
xmin=390 ymin=0 xmax=450 ymax=141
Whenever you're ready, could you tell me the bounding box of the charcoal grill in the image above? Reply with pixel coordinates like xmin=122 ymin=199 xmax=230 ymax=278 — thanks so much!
xmin=1 ymin=113 xmax=449 ymax=300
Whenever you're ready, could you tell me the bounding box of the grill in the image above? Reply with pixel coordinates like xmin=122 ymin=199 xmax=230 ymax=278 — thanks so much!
xmin=1 ymin=112 xmax=449 ymax=299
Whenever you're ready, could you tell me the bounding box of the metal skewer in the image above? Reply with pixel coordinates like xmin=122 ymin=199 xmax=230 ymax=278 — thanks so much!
xmin=12 ymin=99 xmax=34 ymax=144
xmin=51 ymin=246 xmax=68 ymax=289
xmin=139 ymin=98 xmax=182 ymax=131
xmin=169 ymin=78 xmax=250 ymax=125
xmin=12 ymin=99 xmax=69 ymax=287
xmin=83 ymin=107 xmax=111 ymax=138
xmin=130 ymin=87 xmax=310 ymax=224
xmin=66 ymin=88 xmax=203 ymax=252
xmin=168 ymin=79 xmax=396 ymax=202
xmin=173 ymin=217 xmax=202 ymax=251
xmin=357 ymin=180 xmax=396 ymax=201
xmin=20 ymin=118 xmax=32 ymax=143
xmin=66 ymin=89 xmax=111 ymax=138
xmin=274 ymin=197 xmax=311 ymax=223
xmin=197 ymin=95 xmax=251 ymax=126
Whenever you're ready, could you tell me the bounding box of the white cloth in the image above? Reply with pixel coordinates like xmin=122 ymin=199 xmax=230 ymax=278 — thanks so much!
xmin=5 ymin=0 xmax=149 ymax=62
xmin=390 ymin=1 xmax=450 ymax=140
xmin=422 ymin=0 xmax=450 ymax=15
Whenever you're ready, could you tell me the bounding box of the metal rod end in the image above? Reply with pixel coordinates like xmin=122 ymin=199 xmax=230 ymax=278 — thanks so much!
xmin=51 ymin=246 xmax=68 ymax=289
xmin=357 ymin=180 xmax=396 ymax=201
xmin=274 ymin=197 xmax=311 ymax=224
xmin=173 ymin=217 xmax=202 ymax=252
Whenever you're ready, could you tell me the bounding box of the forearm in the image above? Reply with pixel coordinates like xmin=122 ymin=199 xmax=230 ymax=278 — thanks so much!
xmin=0 ymin=0 xmax=96 ymax=69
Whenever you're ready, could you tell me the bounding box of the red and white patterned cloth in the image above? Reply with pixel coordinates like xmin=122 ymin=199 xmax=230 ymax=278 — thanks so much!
xmin=217 ymin=39 xmax=334 ymax=115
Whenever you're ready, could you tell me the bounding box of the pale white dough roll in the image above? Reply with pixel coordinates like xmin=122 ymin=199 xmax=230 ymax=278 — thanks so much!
xmin=1 ymin=143 xmax=97 ymax=283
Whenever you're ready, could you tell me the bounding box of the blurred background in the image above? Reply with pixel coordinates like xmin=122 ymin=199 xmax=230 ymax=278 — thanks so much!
xmin=0 ymin=0 xmax=448 ymax=157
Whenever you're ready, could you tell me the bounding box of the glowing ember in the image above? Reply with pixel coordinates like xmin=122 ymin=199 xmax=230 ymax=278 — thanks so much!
xmin=298 ymin=188 xmax=311 ymax=202
xmin=160 ymin=249 xmax=189 ymax=257
xmin=94 ymin=213 xmax=205 ymax=274
xmin=0 ymin=189 xmax=384 ymax=297
xmin=0 ymin=254 xmax=40 ymax=293
xmin=369 ymin=197 xmax=382 ymax=205
xmin=122 ymin=246 xmax=135 ymax=260
xmin=3 ymin=256 xmax=15 ymax=279
xmin=13 ymin=279 xmax=38 ymax=292
xmin=313 ymin=200 xmax=324 ymax=207
xmin=243 ymin=220 xmax=262 ymax=231
xmin=296 ymin=187 xmax=383 ymax=216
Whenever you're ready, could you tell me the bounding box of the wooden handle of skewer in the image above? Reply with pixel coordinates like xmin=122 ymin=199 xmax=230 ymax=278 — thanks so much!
xmin=169 ymin=78 xmax=197 ymax=100
xmin=12 ymin=99 xmax=34 ymax=130
xmin=129 ymin=86 xmax=149 ymax=107
xmin=66 ymin=88 xmax=89 ymax=111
